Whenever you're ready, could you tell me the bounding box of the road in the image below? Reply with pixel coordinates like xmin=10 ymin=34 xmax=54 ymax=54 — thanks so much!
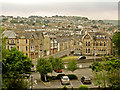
xmin=44 ymin=49 xmax=73 ymax=59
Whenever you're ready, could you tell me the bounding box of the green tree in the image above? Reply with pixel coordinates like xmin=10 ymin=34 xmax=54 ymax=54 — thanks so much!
xmin=112 ymin=32 xmax=120 ymax=55
xmin=2 ymin=48 xmax=33 ymax=77
xmin=54 ymin=57 xmax=64 ymax=70
xmin=36 ymin=58 xmax=53 ymax=81
xmin=2 ymin=76 xmax=30 ymax=90
xmin=91 ymin=57 xmax=120 ymax=89
xmin=91 ymin=61 xmax=102 ymax=72
xmin=48 ymin=56 xmax=55 ymax=67
xmin=10 ymin=20 xmax=18 ymax=23
xmin=48 ymin=57 xmax=64 ymax=70
xmin=2 ymin=47 xmax=33 ymax=89
xmin=67 ymin=60 xmax=78 ymax=72
xmin=1 ymin=35 xmax=9 ymax=59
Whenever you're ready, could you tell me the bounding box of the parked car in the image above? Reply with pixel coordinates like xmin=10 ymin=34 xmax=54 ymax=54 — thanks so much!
xmin=78 ymin=56 xmax=86 ymax=60
xmin=81 ymin=76 xmax=92 ymax=84
xmin=54 ymin=68 xmax=62 ymax=73
xmin=61 ymin=76 xmax=70 ymax=85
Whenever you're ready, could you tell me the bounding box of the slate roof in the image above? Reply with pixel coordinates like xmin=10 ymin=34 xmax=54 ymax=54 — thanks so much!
xmin=88 ymin=31 xmax=111 ymax=40
xmin=3 ymin=30 xmax=17 ymax=38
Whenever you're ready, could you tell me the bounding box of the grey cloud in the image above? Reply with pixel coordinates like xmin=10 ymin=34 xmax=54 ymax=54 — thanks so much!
xmin=1 ymin=2 xmax=118 ymax=19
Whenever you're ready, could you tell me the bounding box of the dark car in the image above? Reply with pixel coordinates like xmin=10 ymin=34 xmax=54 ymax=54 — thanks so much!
xmin=78 ymin=56 xmax=86 ymax=60
xmin=54 ymin=68 xmax=62 ymax=73
xmin=81 ymin=76 xmax=92 ymax=84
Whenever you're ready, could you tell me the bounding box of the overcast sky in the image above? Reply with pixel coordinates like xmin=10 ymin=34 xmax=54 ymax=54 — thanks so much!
xmin=0 ymin=0 xmax=119 ymax=20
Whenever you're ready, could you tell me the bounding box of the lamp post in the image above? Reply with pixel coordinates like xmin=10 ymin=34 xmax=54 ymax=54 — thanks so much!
xmin=94 ymin=49 xmax=96 ymax=62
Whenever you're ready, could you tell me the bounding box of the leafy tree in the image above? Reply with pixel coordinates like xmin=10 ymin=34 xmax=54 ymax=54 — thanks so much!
xmin=2 ymin=47 xmax=33 ymax=89
xmin=82 ymin=17 xmax=88 ymax=21
xmin=2 ymin=76 xmax=30 ymax=90
xmin=112 ymin=32 xmax=120 ymax=55
xmin=93 ymin=70 xmax=108 ymax=88
xmin=1 ymin=35 xmax=9 ymax=59
xmin=54 ymin=57 xmax=64 ymax=70
xmin=98 ymin=20 xmax=104 ymax=24
xmin=48 ymin=57 xmax=64 ymax=70
xmin=90 ymin=61 xmax=102 ymax=72
xmin=10 ymin=20 xmax=18 ymax=23
xmin=67 ymin=60 xmax=78 ymax=72
xmin=93 ymin=72 xmax=103 ymax=88
xmin=107 ymin=69 xmax=120 ymax=89
xmin=92 ymin=20 xmax=96 ymax=24
xmin=104 ymin=57 xmax=120 ymax=71
xmin=36 ymin=58 xmax=53 ymax=81
xmin=91 ymin=57 xmax=120 ymax=89
xmin=19 ymin=20 xmax=24 ymax=24
xmin=2 ymin=48 xmax=33 ymax=77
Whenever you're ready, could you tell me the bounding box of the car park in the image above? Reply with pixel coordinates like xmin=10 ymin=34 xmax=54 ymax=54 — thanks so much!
xmin=78 ymin=56 xmax=86 ymax=60
xmin=61 ymin=76 xmax=70 ymax=85
xmin=81 ymin=76 xmax=92 ymax=84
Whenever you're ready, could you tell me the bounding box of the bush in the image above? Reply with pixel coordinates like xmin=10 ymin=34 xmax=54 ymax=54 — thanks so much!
xmin=51 ymin=76 xmax=57 ymax=80
xmin=78 ymin=85 xmax=89 ymax=90
xmin=67 ymin=74 xmax=78 ymax=80
xmin=57 ymin=74 xmax=65 ymax=79
xmin=61 ymin=86 xmax=69 ymax=90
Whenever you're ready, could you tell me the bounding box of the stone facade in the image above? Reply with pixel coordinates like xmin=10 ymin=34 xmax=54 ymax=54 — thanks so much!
xmin=82 ymin=32 xmax=112 ymax=56
xmin=4 ymin=30 xmax=113 ymax=61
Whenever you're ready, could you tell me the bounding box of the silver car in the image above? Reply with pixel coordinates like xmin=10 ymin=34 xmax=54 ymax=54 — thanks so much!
xmin=61 ymin=76 xmax=70 ymax=85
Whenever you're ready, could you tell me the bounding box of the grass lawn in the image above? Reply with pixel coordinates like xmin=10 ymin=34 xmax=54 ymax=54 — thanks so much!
xmin=62 ymin=56 xmax=79 ymax=61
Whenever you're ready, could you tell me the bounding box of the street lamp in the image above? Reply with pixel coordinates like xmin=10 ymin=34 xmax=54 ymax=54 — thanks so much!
xmin=93 ymin=49 xmax=96 ymax=62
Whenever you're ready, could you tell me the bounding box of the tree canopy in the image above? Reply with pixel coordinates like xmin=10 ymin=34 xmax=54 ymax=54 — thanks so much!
xmin=112 ymin=32 xmax=120 ymax=55
xmin=36 ymin=58 xmax=53 ymax=81
xmin=2 ymin=48 xmax=33 ymax=77
xmin=48 ymin=56 xmax=64 ymax=70
xmin=67 ymin=60 xmax=78 ymax=72
xmin=36 ymin=58 xmax=53 ymax=75
xmin=91 ymin=57 xmax=120 ymax=89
